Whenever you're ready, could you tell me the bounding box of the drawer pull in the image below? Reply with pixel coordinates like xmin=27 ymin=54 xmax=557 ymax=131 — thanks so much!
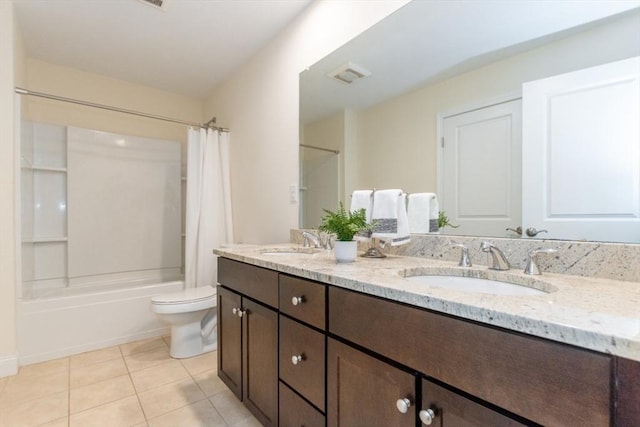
xmin=291 ymin=354 xmax=305 ymax=365
xmin=291 ymin=296 xmax=305 ymax=306
xmin=232 ymin=307 xmax=245 ymax=318
xmin=396 ymin=397 xmax=412 ymax=414
xmin=419 ymin=408 xmax=436 ymax=425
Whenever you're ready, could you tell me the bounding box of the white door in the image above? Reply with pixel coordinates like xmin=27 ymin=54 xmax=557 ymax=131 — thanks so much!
xmin=441 ymin=99 xmax=522 ymax=237
xmin=522 ymin=57 xmax=640 ymax=243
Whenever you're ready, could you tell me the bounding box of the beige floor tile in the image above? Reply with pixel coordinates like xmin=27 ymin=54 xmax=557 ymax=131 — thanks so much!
xmin=131 ymin=423 xmax=148 ymax=427
xmin=147 ymin=400 xmax=226 ymax=427
xmin=36 ymin=417 xmax=68 ymax=427
xmin=69 ymin=395 xmax=145 ymax=427
xmin=210 ymin=389 xmax=254 ymax=426
xmin=0 ymin=390 xmax=68 ymax=427
xmin=192 ymin=369 xmax=228 ymax=397
xmin=17 ymin=357 xmax=69 ymax=379
xmin=0 ymin=371 xmax=68 ymax=408
xmin=130 ymin=359 xmax=190 ymax=393
xmin=230 ymin=416 xmax=263 ymax=427
xmin=161 ymin=335 xmax=171 ymax=347
xmin=120 ymin=337 xmax=167 ymax=356
xmin=70 ymin=346 xmax=122 ymax=369
xmin=180 ymin=351 xmax=216 ymax=376
xmin=137 ymin=377 xmax=206 ymax=419
xmin=70 ymin=357 xmax=128 ymax=389
xmin=124 ymin=347 xmax=172 ymax=373
xmin=70 ymin=374 xmax=135 ymax=414
xmin=0 ymin=376 xmax=7 ymax=393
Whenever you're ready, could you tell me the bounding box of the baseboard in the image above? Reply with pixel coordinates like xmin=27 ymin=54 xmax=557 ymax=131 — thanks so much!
xmin=0 ymin=353 xmax=18 ymax=378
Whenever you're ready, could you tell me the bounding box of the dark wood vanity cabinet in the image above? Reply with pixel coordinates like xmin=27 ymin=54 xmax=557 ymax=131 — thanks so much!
xmin=218 ymin=257 xmax=638 ymax=427
xmin=217 ymin=258 xmax=279 ymax=427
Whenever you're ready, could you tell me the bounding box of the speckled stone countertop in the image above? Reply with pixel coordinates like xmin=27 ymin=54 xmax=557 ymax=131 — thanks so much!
xmin=214 ymin=244 xmax=640 ymax=362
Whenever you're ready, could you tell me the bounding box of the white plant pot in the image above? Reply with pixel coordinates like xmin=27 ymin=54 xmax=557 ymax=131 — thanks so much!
xmin=334 ymin=240 xmax=358 ymax=263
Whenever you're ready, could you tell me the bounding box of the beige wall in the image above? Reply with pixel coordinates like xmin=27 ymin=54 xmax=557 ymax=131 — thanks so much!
xmin=25 ymin=59 xmax=203 ymax=143
xmin=354 ymin=10 xmax=640 ymax=195
xmin=0 ymin=1 xmax=18 ymax=375
xmin=204 ymin=0 xmax=410 ymax=244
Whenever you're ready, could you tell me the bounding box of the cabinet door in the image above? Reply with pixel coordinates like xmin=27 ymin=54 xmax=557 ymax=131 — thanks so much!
xmin=217 ymin=286 xmax=242 ymax=399
xmin=421 ymin=379 xmax=528 ymax=427
xmin=327 ymin=338 xmax=415 ymax=427
xmin=243 ymin=298 xmax=278 ymax=427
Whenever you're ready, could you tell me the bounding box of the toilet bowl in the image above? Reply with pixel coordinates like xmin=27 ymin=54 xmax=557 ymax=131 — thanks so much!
xmin=151 ymin=286 xmax=217 ymax=359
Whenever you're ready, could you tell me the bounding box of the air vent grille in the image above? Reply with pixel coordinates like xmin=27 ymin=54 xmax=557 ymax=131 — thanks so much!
xmin=137 ymin=0 xmax=169 ymax=11
xmin=328 ymin=62 xmax=371 ymax=85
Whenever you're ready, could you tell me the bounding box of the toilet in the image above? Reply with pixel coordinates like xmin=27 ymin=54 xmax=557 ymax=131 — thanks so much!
xmin=151 ymin=286 xmax=217 ymax=359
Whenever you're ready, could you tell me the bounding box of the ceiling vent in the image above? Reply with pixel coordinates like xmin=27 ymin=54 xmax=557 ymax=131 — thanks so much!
xmin=137 ymin=0 xmax=170 ymax=11
xmin=328 ymin=62 xmax=371 ymax=85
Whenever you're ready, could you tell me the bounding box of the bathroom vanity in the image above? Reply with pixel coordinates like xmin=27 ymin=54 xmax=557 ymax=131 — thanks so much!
xmin=215 ymin=246 xmax=639 ymax=426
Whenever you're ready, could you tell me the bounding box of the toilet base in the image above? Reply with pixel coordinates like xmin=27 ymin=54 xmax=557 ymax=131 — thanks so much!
xmin=169 ymin=321 xmax=217 ymax=359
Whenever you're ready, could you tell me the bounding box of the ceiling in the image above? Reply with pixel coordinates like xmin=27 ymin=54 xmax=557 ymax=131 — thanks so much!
xmin=13 ymin=0 xmax=313 ymax=99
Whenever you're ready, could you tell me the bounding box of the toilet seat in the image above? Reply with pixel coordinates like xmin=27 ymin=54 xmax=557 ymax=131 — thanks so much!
xmin=151 ymin=286 xmax=216 ymax=314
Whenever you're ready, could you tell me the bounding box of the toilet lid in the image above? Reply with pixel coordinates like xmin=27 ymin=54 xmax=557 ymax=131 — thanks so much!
xmin=151 ymin=286 xmax=216 ymax=305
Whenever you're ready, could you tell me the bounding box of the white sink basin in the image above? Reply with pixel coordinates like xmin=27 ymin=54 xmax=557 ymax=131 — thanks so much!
xmin=403 ymin=274 xmax=548 ymax=296
xmin=259 ymin=247 xmax=320 ymax=255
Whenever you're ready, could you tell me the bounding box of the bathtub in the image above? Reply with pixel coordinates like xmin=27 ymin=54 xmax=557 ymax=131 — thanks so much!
xmin=17 ymin=279 xmax=184 ymax=366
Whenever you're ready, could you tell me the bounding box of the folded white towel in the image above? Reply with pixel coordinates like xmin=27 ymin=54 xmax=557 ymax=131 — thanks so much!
xmin=350 ymin=190 xmax=373 ymax=223
xmin=408 ymin=193 xmax=439 ymax=234
xmin=350 ymin=190 xmax=373 ymax=241
xmin=371 ymin=189 xmax=410 ymax=245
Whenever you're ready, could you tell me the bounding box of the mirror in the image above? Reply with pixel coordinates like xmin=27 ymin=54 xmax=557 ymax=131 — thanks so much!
xmin=299 ymin=0 xmax=640 ymax=242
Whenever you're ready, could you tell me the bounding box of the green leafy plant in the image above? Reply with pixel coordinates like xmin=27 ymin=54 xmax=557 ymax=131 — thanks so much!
xmin=438 ymin=211 xmax=459 ymax=229
xmin=318 ymin=202 xmax=369 ymax=241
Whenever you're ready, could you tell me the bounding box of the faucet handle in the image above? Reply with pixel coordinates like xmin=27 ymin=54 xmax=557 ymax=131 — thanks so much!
xmin=448 ymin=243 xmax=472 ymax=267
xmin=524 ymin=248 xmax=558 ymax=275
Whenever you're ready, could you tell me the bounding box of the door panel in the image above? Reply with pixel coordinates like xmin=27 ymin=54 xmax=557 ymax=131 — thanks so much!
xmin=522 ymin=56 xmax=640 ymax=242
xmin=442 ymin=100 xmax=522 ymax=236
xmin=327 ymin=338 xmax=415 ymax=427
xmin=243 ymin=298 xmax=278 ymax=427
xmin=217 ymin=286 xmax=242 ymax=399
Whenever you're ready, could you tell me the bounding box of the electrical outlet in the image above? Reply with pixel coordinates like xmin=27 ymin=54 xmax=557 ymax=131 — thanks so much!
xmin=289 ymin=184 xmax=298 ymax=204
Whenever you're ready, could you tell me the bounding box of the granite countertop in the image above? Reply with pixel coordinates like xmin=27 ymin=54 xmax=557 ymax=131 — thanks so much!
xmin=214 ymin=244 xmax=640 ymax=361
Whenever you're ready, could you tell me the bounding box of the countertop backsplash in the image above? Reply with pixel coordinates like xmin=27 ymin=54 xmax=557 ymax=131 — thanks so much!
xmin=292 ymin=230 xmax=640 ymax=282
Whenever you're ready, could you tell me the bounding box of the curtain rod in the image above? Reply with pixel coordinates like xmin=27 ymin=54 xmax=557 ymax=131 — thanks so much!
xmin=300 ymin=144 xmax=339 ymax=154
xmin=14 ymin=87 xmax=229 ymax=132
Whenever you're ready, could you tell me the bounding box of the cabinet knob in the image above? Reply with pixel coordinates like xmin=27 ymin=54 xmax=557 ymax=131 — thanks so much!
xmin=419 ymin=408 xmax=436 ymax=425
xmin=291 ymin=354 xmax=305 ymax=365
xmin=395 ymin=397 xmax=412 ymax=414
xmin=232 ymin=308 xmax=245 ymax=318
xmin=291 ymin=296 xmax=305 ymax=306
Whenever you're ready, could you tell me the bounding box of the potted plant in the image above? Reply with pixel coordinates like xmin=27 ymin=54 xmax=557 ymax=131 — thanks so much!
xmin=438 ymin=211 xmax=459 ymax=230
xmin=318 ymin=202 xmax=369 ymax=262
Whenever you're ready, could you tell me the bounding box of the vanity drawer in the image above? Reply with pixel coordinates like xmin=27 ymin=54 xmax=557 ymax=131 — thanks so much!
xmin=218 ymin=257 xmax=279 ymax=308
xmin=279 ymin=274 xmax=325 ymax=330
xmin=279 ymin=315 xmax=325 ymax=411
xmin=329 ymin=286 xmax=612 ymax=426
xmin=279 ymin=382 xmax=325 ymax=427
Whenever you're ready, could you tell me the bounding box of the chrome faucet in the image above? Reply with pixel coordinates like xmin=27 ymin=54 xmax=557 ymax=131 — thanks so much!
xmin=302 ymin=231 xmax=321 ymax=248
xmin=301 ymin=231 xmax=333 ymax=249
xmin=448 ymin=243 xmax=472 ymax=267
xmin=480 ymin=241 xmax=510 ymax=270
xmin=524 ymin=248 xmax=558 ymax=275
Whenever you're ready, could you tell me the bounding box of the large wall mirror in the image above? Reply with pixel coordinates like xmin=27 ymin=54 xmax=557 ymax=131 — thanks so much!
xmin=299 ymin=0 xmax=640 ymax=243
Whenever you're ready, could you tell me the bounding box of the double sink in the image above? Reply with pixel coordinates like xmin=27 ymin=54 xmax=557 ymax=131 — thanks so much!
xmin=258 ymin=247 xmax=554 ymax=297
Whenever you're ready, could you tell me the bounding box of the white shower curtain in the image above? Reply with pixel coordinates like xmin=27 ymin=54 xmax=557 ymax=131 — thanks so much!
xmin=185 ymin=128 xmax=233 ymax=289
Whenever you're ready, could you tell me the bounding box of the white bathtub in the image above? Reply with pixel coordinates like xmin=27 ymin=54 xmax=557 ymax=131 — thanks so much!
xmin=17 ymin=280 xmax=184 ymax=366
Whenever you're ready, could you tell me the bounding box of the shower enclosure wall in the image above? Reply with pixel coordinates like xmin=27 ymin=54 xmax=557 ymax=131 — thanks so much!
xmin=19 ymin=120 xmax=185 ymax=364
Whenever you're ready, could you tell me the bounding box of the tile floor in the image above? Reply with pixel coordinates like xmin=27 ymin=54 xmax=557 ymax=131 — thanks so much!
xmin=0 ymin=337 xmax=261 ymax=427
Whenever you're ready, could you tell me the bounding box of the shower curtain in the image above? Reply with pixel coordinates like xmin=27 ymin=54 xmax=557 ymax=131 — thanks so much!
xmin=185 ymin=128 xmax=233 ymax=289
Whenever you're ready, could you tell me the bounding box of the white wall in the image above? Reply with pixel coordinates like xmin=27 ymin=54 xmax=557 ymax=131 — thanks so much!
xmin=0 ymin=1 xmax=18 ymax=377
xmin=204 ymin=0 xmax=410 ymax=244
